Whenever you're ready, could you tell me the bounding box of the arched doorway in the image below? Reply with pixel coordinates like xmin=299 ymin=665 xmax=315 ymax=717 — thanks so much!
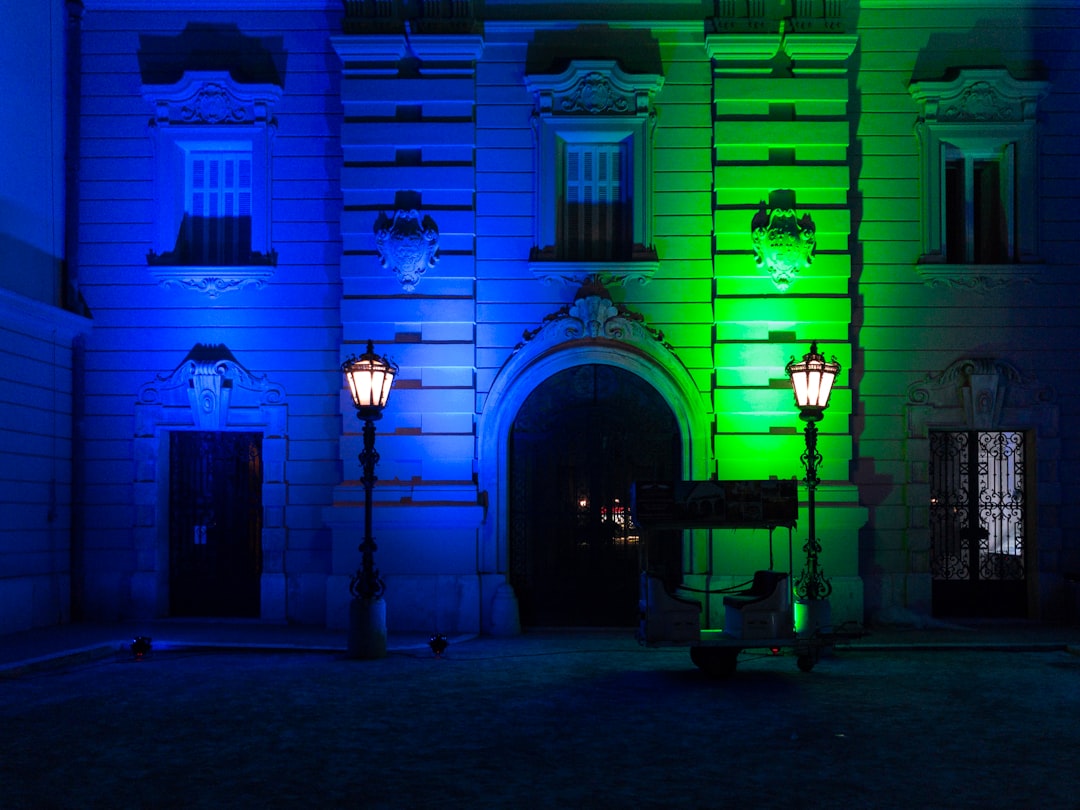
xmin=509 ymin=364 xmax=680 ymax=626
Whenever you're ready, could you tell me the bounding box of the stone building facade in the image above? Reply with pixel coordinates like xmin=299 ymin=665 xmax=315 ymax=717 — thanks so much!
xmin=2 ymin=0 xmax=1078 ymax=636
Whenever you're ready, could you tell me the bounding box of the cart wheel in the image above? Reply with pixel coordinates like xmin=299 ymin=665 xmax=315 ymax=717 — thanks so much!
xmin=796 ymin=654 xmax=816 ymax=673
xmin=691 ymin=647 xmax=739 ymax=679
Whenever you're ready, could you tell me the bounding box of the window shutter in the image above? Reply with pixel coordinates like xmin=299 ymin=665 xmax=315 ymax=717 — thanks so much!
xmin=185 ymin=150 xmax=254 ymax=264
xmin=563 ymin=142 xmax=624 ymax=260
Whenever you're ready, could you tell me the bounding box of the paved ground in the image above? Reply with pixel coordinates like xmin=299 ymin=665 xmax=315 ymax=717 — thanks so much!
xmin=2 ymin=619 xmax=1079 ymax=809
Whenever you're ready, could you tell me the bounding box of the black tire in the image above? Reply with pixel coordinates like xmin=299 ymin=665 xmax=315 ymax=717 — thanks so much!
xmin=690 ymin=646 xmax=739 ymax=679
xmin=797 ymin=654 xmax=816 ymax=673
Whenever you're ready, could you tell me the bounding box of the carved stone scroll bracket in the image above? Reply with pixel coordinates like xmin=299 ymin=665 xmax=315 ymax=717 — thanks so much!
xmin=374 ymin=209 xmax=440 ymax=292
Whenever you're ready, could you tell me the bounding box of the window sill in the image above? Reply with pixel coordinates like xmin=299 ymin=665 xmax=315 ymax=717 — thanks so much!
xmin=915 ymin=262 xmax=1044 ymax=293
xmin=148 ymin=264 xmax=275 ymax=298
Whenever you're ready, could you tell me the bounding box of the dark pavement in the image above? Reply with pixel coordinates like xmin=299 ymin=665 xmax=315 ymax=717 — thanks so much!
xmin=2 ymin=618 xmax=1079 ymax=809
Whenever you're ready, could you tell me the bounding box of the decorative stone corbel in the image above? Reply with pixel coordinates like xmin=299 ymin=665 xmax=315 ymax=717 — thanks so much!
xmin=374 ymin=209 xmax=440 ymax=292
xmin=751 ymin=192 xmax=816 ymax=291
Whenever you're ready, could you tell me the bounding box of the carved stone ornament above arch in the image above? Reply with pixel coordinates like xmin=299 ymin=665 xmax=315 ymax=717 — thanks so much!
xmin=516 ymin=277 xmax=673 ymax=351
xmin=905 ymin=356 xmax=1056 ymax=437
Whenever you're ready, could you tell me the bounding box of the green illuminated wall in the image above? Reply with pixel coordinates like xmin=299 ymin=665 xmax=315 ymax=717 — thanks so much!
xmin=686 ymin=28 xmax=864 ymax=626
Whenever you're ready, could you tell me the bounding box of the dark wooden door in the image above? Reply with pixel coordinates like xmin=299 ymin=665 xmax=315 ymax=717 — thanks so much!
xmin=169 ymin=431 xmax=263 ymax=617
xmin=509 ymin=365 xmax=679 ymax=626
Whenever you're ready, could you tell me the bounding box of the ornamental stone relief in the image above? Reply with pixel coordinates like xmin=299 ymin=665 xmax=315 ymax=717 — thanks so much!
xmin=136 ymin=344 xmax=286 ymax=433
xmin=519 ymin=277 xmax=671 ymax=351
xmin=144 ymin=71 xmax=281 ymax=127
xmin=750 ymin=193 xmax=816 ymax=291
xmin=906 ymin=357 xmax=1055 ymax=435
xmin=560 ymin=74 xmax=631 ymax=114
xmin=939 ymin=81 xmax=1016 ymax=122
xmin=182 ymin=83 xmax=247 ymax=124
xmin=526 ymin=60 xmax=663 ymax=117
xmin=374 ymin=209 xmax=440 ymax=292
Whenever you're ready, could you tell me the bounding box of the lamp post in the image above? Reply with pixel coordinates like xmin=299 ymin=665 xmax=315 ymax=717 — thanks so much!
xmin=785 ymin=342 xmax=841 ymax=633
xmin=342 ymin=340 xmax=398 ymax=659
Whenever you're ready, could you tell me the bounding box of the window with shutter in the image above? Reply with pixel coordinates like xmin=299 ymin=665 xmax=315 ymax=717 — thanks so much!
xmin=562 ymin=142 xmax=628 ymax=261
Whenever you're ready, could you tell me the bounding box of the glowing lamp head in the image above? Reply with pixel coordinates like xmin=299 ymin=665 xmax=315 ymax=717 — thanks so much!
xmin=785 ymin=341 xmax=840 ymax=422
xmin=343 ymin=340 xmax=398 ymax=420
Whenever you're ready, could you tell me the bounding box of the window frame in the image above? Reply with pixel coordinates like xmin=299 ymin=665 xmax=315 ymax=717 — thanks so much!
xmin=142 ymin=72 xmax=281 ymax=296
xmin=183 ymin=142 xmax=256 ymax=266
xmin=525 ymin=61 xmax=663 ymax=285
xmin=909 ymin=69 xmax=1048 ymax=288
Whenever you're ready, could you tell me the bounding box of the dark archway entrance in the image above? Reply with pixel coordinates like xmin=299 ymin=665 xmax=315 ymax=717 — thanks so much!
xmin=509 ymin=364 xmax=680 ymax=627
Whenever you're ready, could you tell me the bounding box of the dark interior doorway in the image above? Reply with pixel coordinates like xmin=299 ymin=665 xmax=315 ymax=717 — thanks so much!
xmin=929 ymin=430 xmax=1027 ymax=618
xmin=169 ymin=431 xmax=263 ymax=617
xmin=509 ymin=364 xmax=680 ymax=627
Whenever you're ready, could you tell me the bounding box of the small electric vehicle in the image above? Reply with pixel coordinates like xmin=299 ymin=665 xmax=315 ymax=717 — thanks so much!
xmin=632 ymin=479 xmax=836 ymax=678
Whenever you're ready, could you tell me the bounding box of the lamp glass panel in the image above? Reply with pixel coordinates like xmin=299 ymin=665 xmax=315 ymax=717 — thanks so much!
xmin=817 ymin=370 xmax=836 ymax=408
xmin=792 ymin=371 xmax=809 ymax=407
xmin=345 ymin=361 xmax=396 ymax=410
xmin=806 ymin=370 xmax=822 ymax=406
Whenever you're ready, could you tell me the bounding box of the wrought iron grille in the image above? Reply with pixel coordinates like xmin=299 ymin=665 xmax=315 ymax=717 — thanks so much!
xmin=929 ymin=431 xmax=1025 ymax=582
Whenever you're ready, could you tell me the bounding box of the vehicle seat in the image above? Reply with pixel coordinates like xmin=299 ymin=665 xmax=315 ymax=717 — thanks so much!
xmin=638 ymin=573 xmax=701 ymax=645
xmin=722 ymin=570 xmax=791 ymax=639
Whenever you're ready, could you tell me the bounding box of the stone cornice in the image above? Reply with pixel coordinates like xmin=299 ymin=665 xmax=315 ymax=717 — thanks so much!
xmin=0 ymin=288 xmax=92 ymax=342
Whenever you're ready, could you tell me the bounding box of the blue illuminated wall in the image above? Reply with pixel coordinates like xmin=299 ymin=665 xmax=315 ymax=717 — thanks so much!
xmin=68 ymin=1 xmax=347 ymax=625
xmin=0 ymin=0 xmax=92 ymax=633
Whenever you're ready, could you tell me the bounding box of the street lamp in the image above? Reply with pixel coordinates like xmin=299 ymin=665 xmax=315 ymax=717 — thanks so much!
xmin=342 ymin=339 xmax=398 ymax=659
xmin=785 ymin=342 xmax=841 ymax=627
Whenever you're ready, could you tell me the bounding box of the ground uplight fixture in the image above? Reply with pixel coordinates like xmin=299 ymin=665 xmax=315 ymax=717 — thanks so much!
xmin=785 ymin=342 xmax=841 ymax=606
xmin=342 ymin=340 xmax=398 ymax=659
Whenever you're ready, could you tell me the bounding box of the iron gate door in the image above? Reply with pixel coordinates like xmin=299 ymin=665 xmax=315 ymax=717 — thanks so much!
xmin=169 ymin=431 xmax=263 ymax=617
xmin=509 ymin=365 xmax=679 ymax=627
xmin=929 ymin=431 xmax=1027 ymax=617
